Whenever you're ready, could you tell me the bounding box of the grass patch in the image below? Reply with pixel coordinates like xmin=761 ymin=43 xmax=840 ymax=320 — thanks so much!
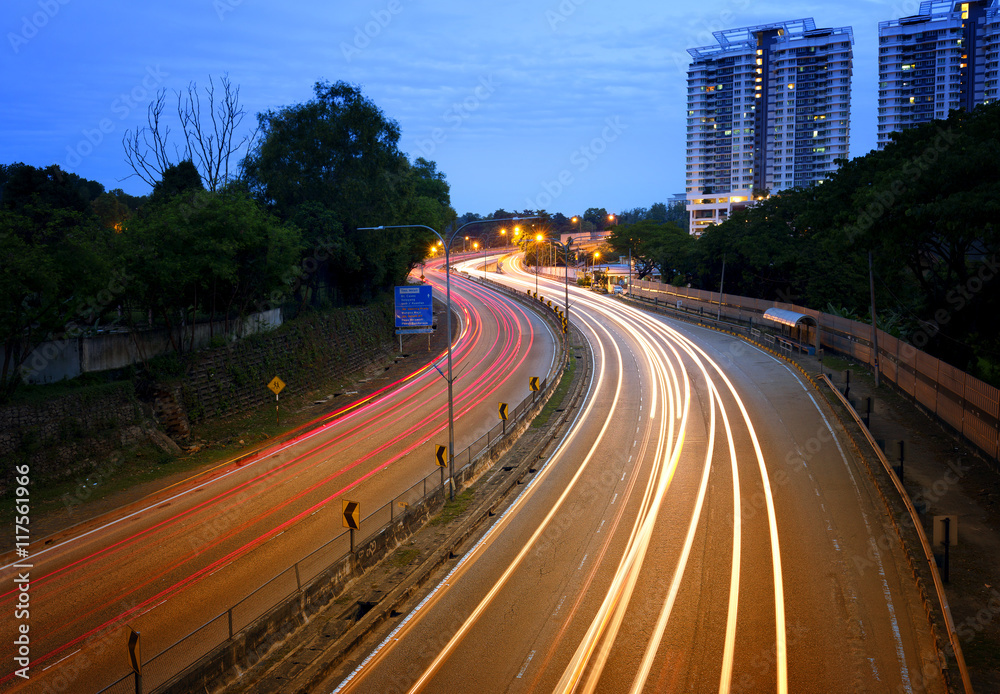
xmin=391 ymin=547 xmax=420 ymax=567
xmin=819 ymin=355 xmax=856 ymax=373
xmin=532 ymin=351 xmax=577 ymax=429
xmin=0 ymin=442 xmax=204 ymax=521
xmin=431 ymin=490 xmax=475 ymax=526
xmin=5 ymin=378 xmax=133 ymax=408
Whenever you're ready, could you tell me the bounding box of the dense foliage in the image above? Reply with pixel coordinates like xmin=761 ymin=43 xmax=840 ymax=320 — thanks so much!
xmin=0 ymin=81 xmax=456 ymax=399
xmin=600 ymin=103 xmax=1000 ymax=382
xmin=243 ymin=80 xmax=453 ymax=304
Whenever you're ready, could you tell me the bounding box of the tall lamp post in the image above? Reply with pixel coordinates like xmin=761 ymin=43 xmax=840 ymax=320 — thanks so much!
xmin=536 ymin=236 xmax=573 ymax=346
xmin=534 ymin=233 xmax=544 ymax=296
xmin=359 ymin=215 xmax=539 ymax=499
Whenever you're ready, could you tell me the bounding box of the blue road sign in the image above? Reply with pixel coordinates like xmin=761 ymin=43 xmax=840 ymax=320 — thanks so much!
xmin=395 ymin=285 xmax=433 ymax=328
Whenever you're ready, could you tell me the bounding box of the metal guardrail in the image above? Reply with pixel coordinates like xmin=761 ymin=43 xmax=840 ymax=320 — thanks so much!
xmin=819 ymin=374 xmax=973 ymax=694
xmin=624 ymin=287 xmax=973 ymax=694
xmin=629 ymin=279 xmax=999 ymax=465
xmin=87 ymin=282 xmax=564 ymax=694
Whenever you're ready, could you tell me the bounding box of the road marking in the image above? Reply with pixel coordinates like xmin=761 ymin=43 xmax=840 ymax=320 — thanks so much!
xmin=553 ymin=595 xmax=567 ymax=616
xmin=42 ymin=648 xmax=80 ymax=671
xmin=578 ymin=554 xmax=589 ymax=570
xmin=597 ymin=519 xmax=605 ymax=533
xmin=804 ymin=393 xmax=913 ymax=691
xmin=611 ymin=493 xmax=618 ymax=505
xmin=516 ymin=650 xmax=536 ymax=678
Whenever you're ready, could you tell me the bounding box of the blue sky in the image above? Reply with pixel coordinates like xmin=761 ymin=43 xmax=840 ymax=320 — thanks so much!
xmin=2 ymin=0 xmax=922 ymax=218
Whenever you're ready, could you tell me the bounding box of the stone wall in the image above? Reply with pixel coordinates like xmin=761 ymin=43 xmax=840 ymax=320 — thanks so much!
xmin=171 ymin=302 xmax=395 ymax=425
xmin=0 ymin=383 xmax=151 ymax=493
xmin=0 ymin=303 xmax=400 ymax=494
xmin=9 ymin=308 xmax=283 ymax=385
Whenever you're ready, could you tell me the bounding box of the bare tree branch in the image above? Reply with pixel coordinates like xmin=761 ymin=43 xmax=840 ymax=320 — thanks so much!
xmin=121 ymin=90 xmax=178 ymax=187
xmin=121 ymin=75 xmax=255 ymax=192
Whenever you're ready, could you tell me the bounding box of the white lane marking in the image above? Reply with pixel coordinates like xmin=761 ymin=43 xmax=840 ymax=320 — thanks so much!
xmin=578 ymin=554 xmax=589 ymax=570
xmin=517 ymin=650 xmax=536 ymax=678
xmin=597 ymin=520 xmax=606 ymax=534
xmin=553 ymin=595 xmax=567 ymax=616
xmin=42 ymin=648 xmax=81 ymax=671
xmin=611 ymin=493 xmax=618 ymax=505
xmin=336 ymin=316 xmax=616 ymax=694
xmin=804 ymin=391 xmax=913 ymax=692
xmin=632 ymin=377 xmax=717 ymax=693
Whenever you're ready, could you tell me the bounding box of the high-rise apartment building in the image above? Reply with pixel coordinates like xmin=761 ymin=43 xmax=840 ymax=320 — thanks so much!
xmin=878 ymin=0 xmax=1000 ymax=148
xmin=685 ymin=19 xmax=853 ymax=236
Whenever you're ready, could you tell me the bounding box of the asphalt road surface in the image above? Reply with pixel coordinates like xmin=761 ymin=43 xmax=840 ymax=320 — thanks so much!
xmin=0 ymin=266 xmax=557 ymax=693
xmin=331 ymin=257 xmax=945 ymax=694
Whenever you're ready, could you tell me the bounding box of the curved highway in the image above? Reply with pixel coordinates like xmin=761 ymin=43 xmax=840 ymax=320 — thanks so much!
xmin=0 ymin=265 xmax=558 ymax=693
xmin=330 ymin=255 xmax=945 ymax=694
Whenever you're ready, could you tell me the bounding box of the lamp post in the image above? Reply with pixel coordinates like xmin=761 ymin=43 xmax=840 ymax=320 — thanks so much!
xmin=359 ymin=215 xmax=539 ymax=500
xmin=470 ymin=238 xmax=487 ymax=280
xmin=536 ymin=235 xmax=572 ymax=345
xmin=534 ymin=233 xmax=544 ymax=296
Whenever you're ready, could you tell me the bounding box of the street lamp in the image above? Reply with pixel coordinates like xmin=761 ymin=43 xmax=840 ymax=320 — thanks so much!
xmin=534 ymin=233 xmax=544 ymax=296
xmin=359 ymin=215 xmax=540 ymax=500
xmin=536 ymin=235 xmax=573 ymax=345
xmin=470 ymin=238 xmax=487 ymax=280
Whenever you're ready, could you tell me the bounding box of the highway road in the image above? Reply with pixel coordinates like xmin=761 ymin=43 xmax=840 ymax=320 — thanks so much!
xmin=0 ymin=264 xmax=558 ymax=693
xmin=330 ymin=256 xmax=946 ymax=693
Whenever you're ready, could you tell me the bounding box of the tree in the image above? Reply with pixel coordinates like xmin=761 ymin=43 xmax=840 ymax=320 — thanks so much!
xmin=607 ymin=220 xmax=690 ymax=281
xmin=118 ymin=185 xmax=303 ymax=353
xmin=401 ymin=157 xmax=456 ymax=233
xmin=0 ymin=165 xmax=109 ymax=399
xmin=122 ymin=75 xmax=255 ymax=191
xmin=91 ymin=188 xmax=143 ymax=232
xmin=583 ymin=207 xmax=610 ymax=229
xmin=151 ymin=160 xmax=204 ymax=204
xmin=242 ymin=80 xmax=439 ymax=303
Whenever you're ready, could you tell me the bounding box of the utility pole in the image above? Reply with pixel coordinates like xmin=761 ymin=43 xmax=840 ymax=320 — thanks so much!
xmin=717 ymin=253 xmax=726 ymax=320
xmin=869 ymin=250 xmax=880 ymax=387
